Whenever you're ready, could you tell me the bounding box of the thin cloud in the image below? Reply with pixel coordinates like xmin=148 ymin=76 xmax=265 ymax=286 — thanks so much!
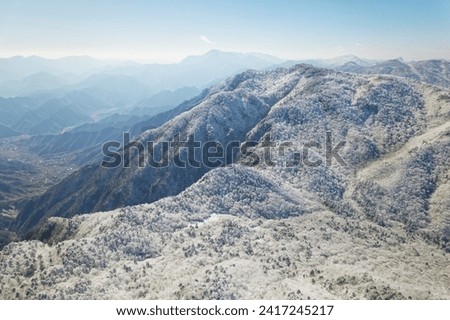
xmin=200 ymin=35 xmax=216 ymax=45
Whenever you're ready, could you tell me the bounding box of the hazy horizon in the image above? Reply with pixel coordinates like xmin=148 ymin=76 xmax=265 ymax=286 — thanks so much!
xmin=0 ymin=50 xmax=447 ymax=66
xmin=1 ymin=0 xmax=449 ymax=63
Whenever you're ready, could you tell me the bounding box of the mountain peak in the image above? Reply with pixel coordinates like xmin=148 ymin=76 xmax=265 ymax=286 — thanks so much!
xmin=180 ymin=50 xmax=284 ymax=67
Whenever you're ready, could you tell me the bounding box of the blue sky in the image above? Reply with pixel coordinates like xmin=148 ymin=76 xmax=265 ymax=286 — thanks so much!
xmin=0 ymin=0 xmax=449 ymax=62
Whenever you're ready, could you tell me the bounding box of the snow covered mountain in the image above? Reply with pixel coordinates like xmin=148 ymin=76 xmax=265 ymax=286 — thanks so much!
xmin=274 ymin=55 xmax=377 ymax=70
xmin=337 ymin=58 xmax=450 ymax=89
xmin=1 ymin=64 xmax=450 ymax=299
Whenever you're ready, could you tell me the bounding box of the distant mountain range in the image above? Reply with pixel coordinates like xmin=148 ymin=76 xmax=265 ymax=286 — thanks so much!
xmin=0 ymin=51 xmax=290 ymax=138
xmin=0 ymin=51 xmax=285 ymax=98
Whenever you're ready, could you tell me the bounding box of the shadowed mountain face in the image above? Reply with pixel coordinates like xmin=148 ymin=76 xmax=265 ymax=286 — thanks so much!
xmin=0 ymin=158 xmax=39 ymax=202
xmin=0 ymin=72 xmax=69 ymax=97
xmin=0 ymin=124 xmax=19 ymax=138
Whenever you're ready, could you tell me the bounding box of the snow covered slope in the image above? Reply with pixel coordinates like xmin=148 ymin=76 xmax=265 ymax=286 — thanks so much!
xmin=1 ymin=65 xmax=449 ymax=299
xmin=13 ymin=66 xmax=307 ymax=233
xmin=337 ymin=59 xmax=450 ymax=89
